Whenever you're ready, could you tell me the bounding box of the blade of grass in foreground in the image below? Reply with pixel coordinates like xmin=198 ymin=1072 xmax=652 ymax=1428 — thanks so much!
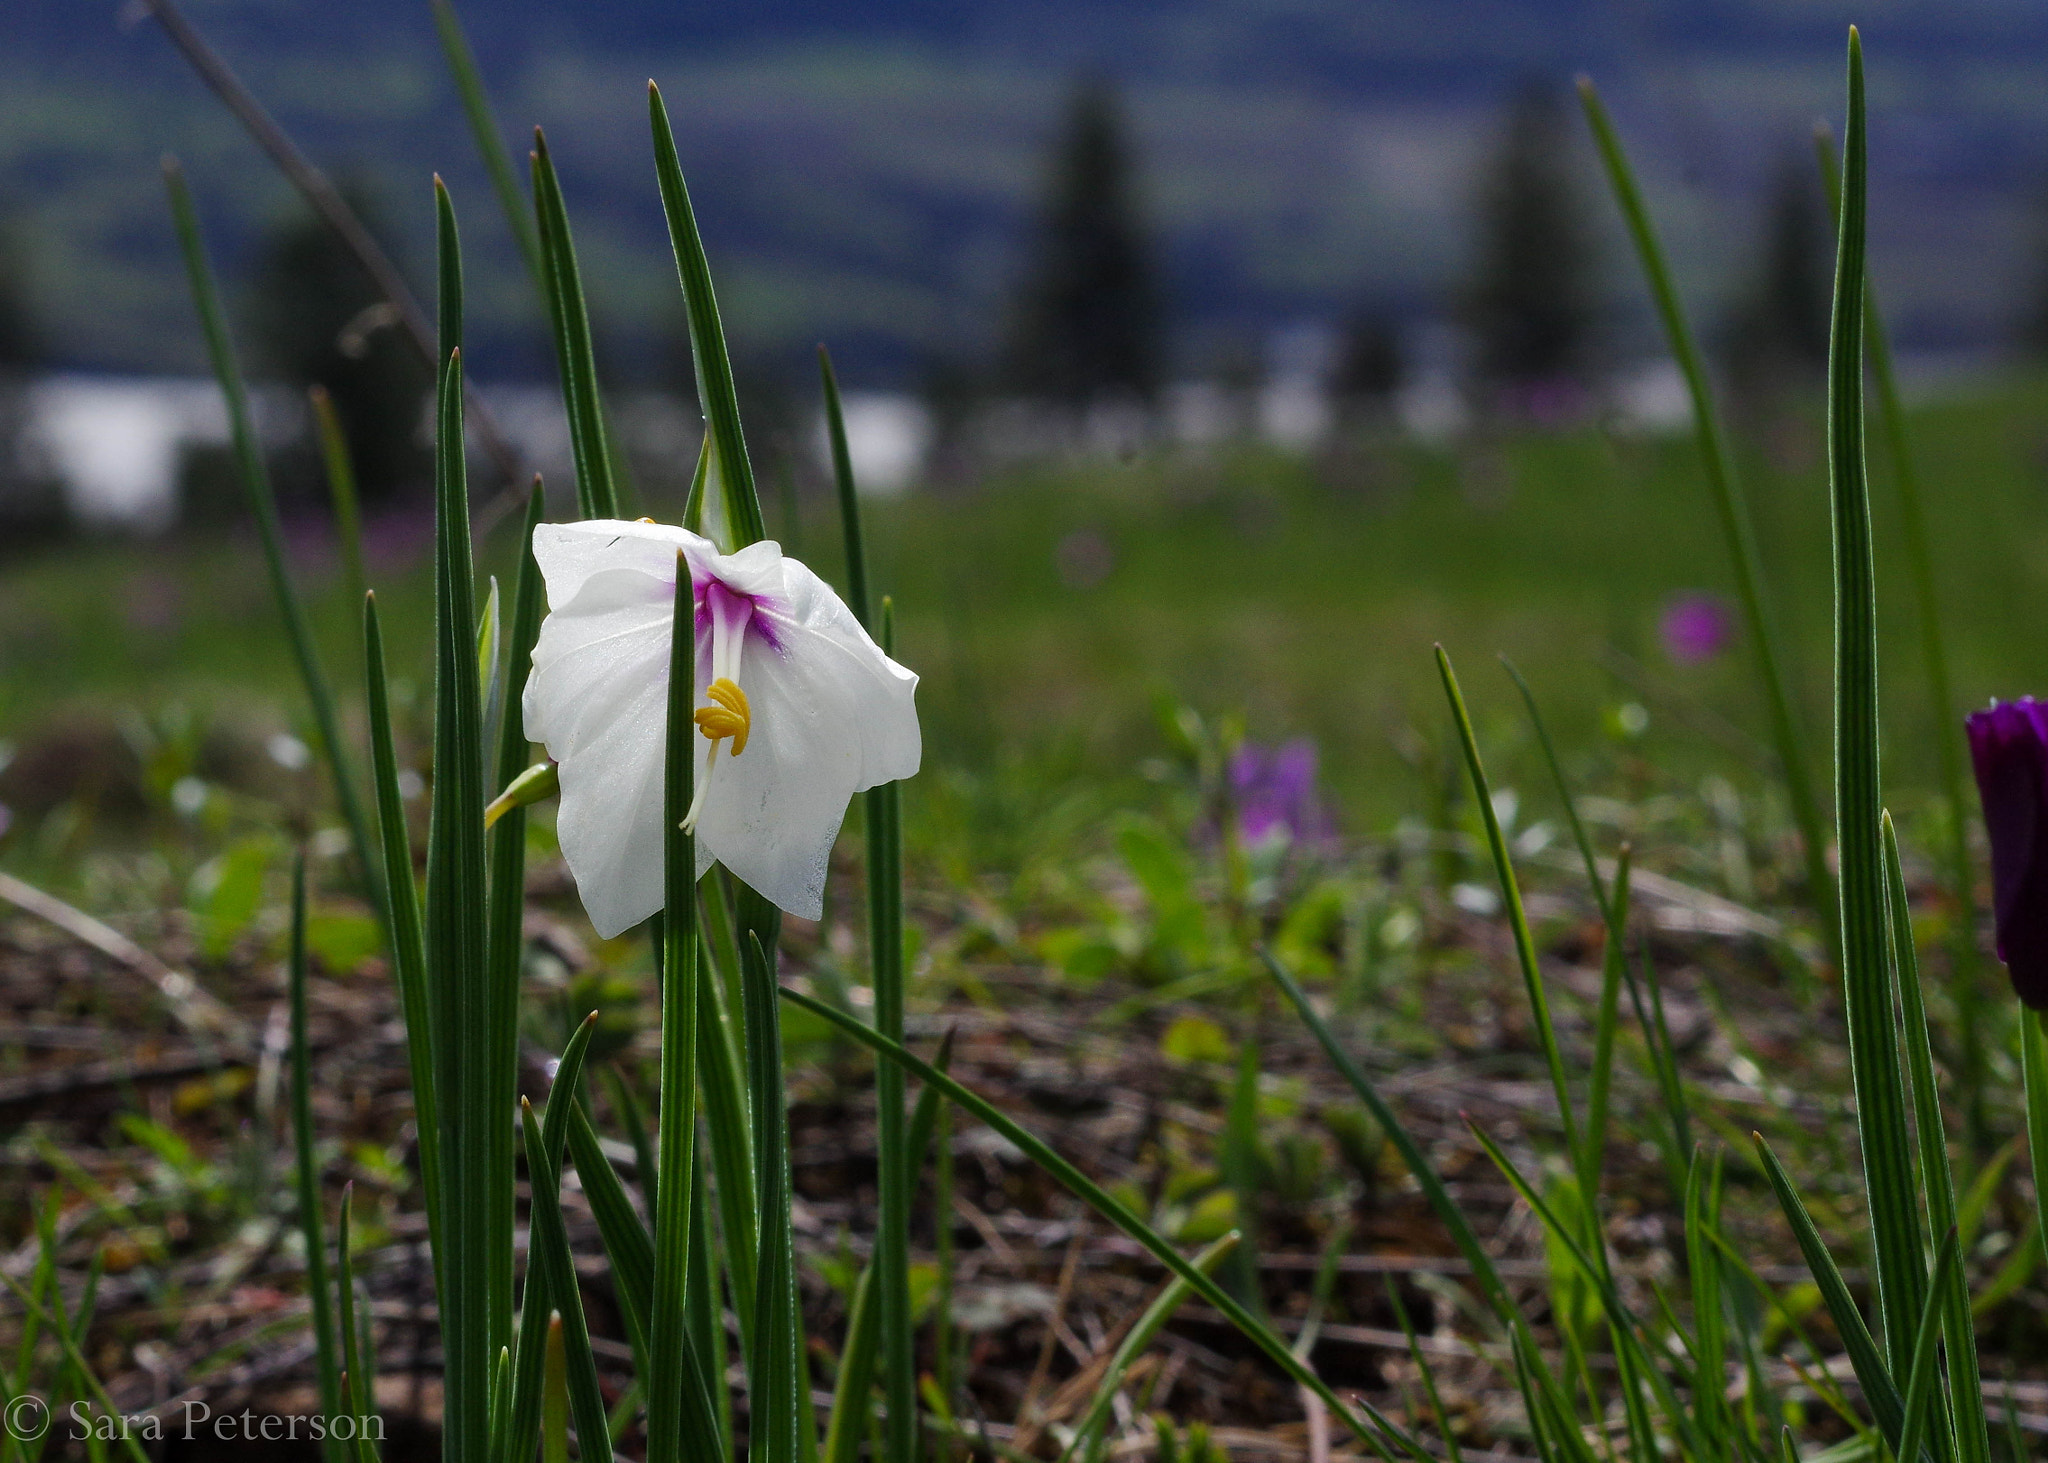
xmin=1826 ymin=29 xmax=1932 ymax=1381
xmin=287 ymin=854 xmax=345 ymax=1463
xmin=425 ymin=178 xmax=494 ymax=1463
xmin=647 ymin=547 xmax=705 ymax=1463
xmin=1752 ymin=1135 xmax=1905 ymax=1450
xmin=308 ymin=386 xmax=368 ymax=620
xmin=650 ymin=81 xmax=765 ymax=547
xmin=1815 ymin=128 xmax=1989 ymax=1152
xmin=334 ymin=1186 xmax=378 ymax=1463
xmin=1885 ymin=813 xmax=1990 ymax=1463
xmin=429 ymin=0 xmax=542 ymax=282
xmin=362 ymin=592 xmax=441 ymax=1275
xmin=822 ymin=342 xmax=916 ymax=1463
xmin=1436 ymin=648 xmax=1579 ymax=1161
xmin=779 ymin=982 xmax=1426 ymax=1463
xmin=532 ymin=130 xmax=619 ymax=521
xmin=1577 ymin=77 xmax=1835 ymax=957
xmin=164 ymin=158 xmax=385 ymax=931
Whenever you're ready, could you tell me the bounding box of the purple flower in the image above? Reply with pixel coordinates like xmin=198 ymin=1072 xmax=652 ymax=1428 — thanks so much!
xmin=1967 ymin=698 xmax=2048 ymax=1008
xmin=1229 ymin=738 xmax=1334 ymax=850
xmin=1660 ymin=593 xmax=1735 ymax=665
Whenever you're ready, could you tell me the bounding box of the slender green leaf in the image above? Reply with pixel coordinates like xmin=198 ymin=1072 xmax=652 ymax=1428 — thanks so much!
xmin=0 ymin=1273 xmax=150 ymax=1463
xmin=746 ymin=929 xmax=808 ymax=1463
xmin=1897 ymin=1232 xmax=1964 ymax=1463
xmin=289 ymin=855 xmax=346 ymax=1463
xmin=1055 ymin=1234 xmax=1240 ymax=1463
xmin=649 ymin=82 xmax=765 ymax=547
xmin=429 ymin=0 xmax=542 ymax=283
xmin=484 ymin=481 xmax=547 ymax=1403
xmin=1752 ymin=1135 xmax=1906 ymax=1449
xmin=2021 ymin=1010 xmax=2048 ymax=1291
xmin=164 ymin=157 xmax=384 ymax=929
xmin=779 ymin=982 xmax=1424 ymax=1463
xmin=1884 ymin=813 xmax=1989 ymax=1463
xmin=1435 ymin=646 xmax=1579 ymax=1159
xmin=1220 ymin=1040 xmax=1265 ymax=1312
xmin=819 ymin=345 xmax=870 ymax=627
xmin=519 ymin=1099 xmax=614 ymax=1463
xmin=648 ymin=547 xmax=704 ymax=1463
xmin=308 ymin=385 xmax=368 ymax=619
xmin=1684 ymin=1147 xmax=1729 ymax=1453
xmin=1817 ymin=130 xmax=1987 ymax=1152
xmin=565 ymin=1100 xmax=653 ymax=1365
xmin=363 ymin=593 xmax=442 ymax=1275
xmin=531 ymin=130 xmax=618 ymax=520
xmin=424 ymin=178 xmax=494 ymax=1463
xmin=335 ymin=1186 xmax=378 ymax=1463
xmin=1576 ymin=77 xmax=1834 ymax=950
xmin=1385 ymin=1278 xmax=1461 ymax=1463
xmin=504 ymin=1015 xmax=600 ymax=1463
xmin=1826 ymin=31 xmax=1930 ymax=1382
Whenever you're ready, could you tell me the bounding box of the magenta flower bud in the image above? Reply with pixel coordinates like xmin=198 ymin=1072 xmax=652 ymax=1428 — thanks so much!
xmin=1966 ymin=698 xmax=2048 ymax=1008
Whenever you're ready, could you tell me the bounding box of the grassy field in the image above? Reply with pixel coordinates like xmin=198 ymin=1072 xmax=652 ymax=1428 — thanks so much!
xmin=7 ymin=371 xmax=2048 ymax=857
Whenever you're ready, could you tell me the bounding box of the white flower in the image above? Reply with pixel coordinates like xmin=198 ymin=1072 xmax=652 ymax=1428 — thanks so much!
xmin=522 ymin=518 xmax=920 ymax=936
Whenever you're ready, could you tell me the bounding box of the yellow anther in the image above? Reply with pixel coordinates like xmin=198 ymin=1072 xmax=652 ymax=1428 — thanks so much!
xmin=693 ymin=677 xmax=751 ymax=756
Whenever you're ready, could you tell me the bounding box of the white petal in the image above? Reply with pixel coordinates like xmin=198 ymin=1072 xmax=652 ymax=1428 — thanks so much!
xmin=522 ymin=562 xmax=676 ymax=938
xmin=530 ymin=519 xmax=713 ymax=609
xmin=695 ymin=557 xmax=920 ymax=919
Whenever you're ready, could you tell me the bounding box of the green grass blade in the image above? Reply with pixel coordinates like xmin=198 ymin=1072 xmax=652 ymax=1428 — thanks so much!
xmin=1461 ymin=1122 xmax=1701 ymax=1460
xmin=0 ymin=1273 xmax=150 ymax=1463
xmin=483 ymin=481 xmax=547 ymax=1390
xmin=778 ymin=982 xmax=1425 ymax=1463
xmin=1826 ymin=29 xmax=1930 ymax=1380
xmin=564 ymin=1100 xmax=653 ymax=1363
xmin=428 ymin=0 xmax=542 ymax=284
xmin=519 ymin=1099 xmax=617 ymax=1463
xmin=2024 ymin=1010 xmax=2048 ymax=1253
xmin=823 ymin=1033 xmax=955 ymax=1463
xmin=335 ymin=1186 xmax=378 ymax=1463
xmin=1501 ymin=658 xmax=1609 ymax=922
xmin=504 ymin=1015 xmax=599 ymax=1463
xmin=744 ymin=929 xmax=808 ymax=1463
xmin=1576 ymin=77 xmax=1834 ymax=952
xmin=309 ymin=385 xmax=368 ymax=619
xmin=647 ymin=549 xmax=703 ymax=1463
xmin=1752 ymin=1135 xmax=1906 ymax=1449
xmin=695 ymin=915 xmax=760 ymax=1357
xmin=1898 ymin=1232 xmax=1964 ymax=1463
xmin=363 ymin=594 xmax=442 ymax=1276
xmin=819 ymin=346 xmax=871 ymax=626
xmin=1385 ymin=1278 xmax=1462 ymax=1463
xmin=531 ymin=130 xmax=619 ymax=521
xmin=1816 ymin=130 xmax=1988 ymax=1152
xmin=1220 ymin=1040 xmax=1265 ymax=1312
xmin=1261 ymin=949 xmax=1509 ymax=1317
xmin=1885 ymin=814 xmax=1990 ymax=1463
xmin=826 ymin=384 xmax=912 ymax=1463
xmin=1055 ymin=1234 xmax=1240 ymax=1463
xmin=1435 ymin=647 xmax=1580 ymax=1160
xmin=424 ymin=178 xmax=494 ymax=1463
xmin=1583 ymin=849 xmax=1631 ymax=1208
xmin=164 ymin=157 xmax=384 ymax=931
xmin=649 ymin=81 xmax=765 ymax=547
xmin=288 ymin=854 xmax=346 ymax=1463
xmin=685 ymin=1135 xmax=734 ymax=1457
xmin=1684 ymin=1148 xmax=1729 ymax=1452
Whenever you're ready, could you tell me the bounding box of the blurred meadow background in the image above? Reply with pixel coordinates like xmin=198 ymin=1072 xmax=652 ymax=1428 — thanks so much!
xmin=9 ymin=1 xmax=2048 ymax=1459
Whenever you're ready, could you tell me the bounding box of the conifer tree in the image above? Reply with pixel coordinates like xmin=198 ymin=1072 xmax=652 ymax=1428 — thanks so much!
xmin=1465 ymin=79 xmax=1595 ymax=391
xmin=1007 ymin=77 xmax=1163 ymax=406
xmin=249 ymin=183 xmax=430 ymax=499
xmin=1726 ymin=155 xmax=1831 ymax=388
